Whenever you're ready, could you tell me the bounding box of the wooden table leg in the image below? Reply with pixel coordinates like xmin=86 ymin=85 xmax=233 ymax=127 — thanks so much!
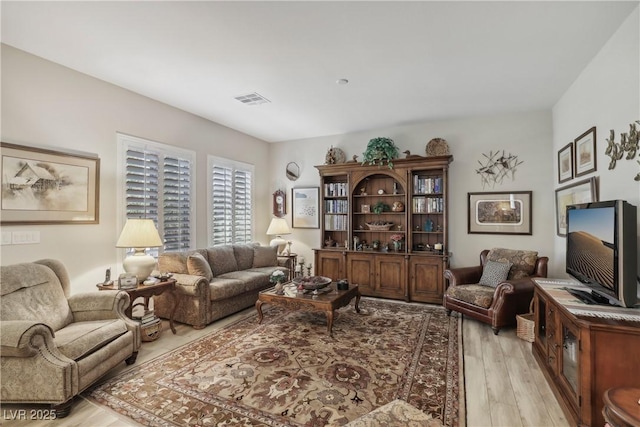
xmin=256 ymin=300 xmax=264 ymax=324
xmin=168 ymin=290 xmax=178 ymax=334
xmin=354 ymin=291 xmax=361 ymax=313
xmin=326 ymin=310 xmax=334 ymax=336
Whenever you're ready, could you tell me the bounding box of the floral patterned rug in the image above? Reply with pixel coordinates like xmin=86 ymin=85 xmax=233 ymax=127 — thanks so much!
xmin=88 ymin=298 xmax=462 ymax=426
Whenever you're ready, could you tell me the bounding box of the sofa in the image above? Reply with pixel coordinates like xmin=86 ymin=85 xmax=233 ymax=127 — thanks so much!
xmin=154 ymin=243 xmax=288 ymax=329
xmin=443 ymin=248 xmax=548 ymax=334
xmin=0 ymin=259 xmax=141 ymax=417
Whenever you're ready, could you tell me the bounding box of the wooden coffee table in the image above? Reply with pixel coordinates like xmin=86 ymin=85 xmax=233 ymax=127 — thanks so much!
xmin=255 ymin=283 xmax=360 ymax=336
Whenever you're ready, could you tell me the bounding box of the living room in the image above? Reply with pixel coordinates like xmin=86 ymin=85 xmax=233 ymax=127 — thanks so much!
xmin=1 ymin=2 xmax=639 ymax=426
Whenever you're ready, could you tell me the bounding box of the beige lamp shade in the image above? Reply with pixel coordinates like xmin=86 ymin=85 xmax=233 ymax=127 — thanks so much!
xmin=266 ymin=217 xmax=291 ymax=254
xmin=116 ymin=218 xmax=163 ymax=282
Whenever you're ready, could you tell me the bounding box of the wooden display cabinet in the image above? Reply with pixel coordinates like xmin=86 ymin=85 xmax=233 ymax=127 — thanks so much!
xmin=314 ymin=156 xmax=452 ymax=303
xmin=532 ymin=282 xmax=640 ymax=427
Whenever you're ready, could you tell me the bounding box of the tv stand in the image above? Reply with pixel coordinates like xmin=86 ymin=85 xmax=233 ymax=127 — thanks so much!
xmin=533 ymin=282 xmax=640 ymax=426
xmin=562 ymin=287 xmax=613 ymax=305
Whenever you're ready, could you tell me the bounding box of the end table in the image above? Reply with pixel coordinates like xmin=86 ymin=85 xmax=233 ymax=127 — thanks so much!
xmin=277 ymin=253 xmax=297 ymax=280
xmin=97 ymin=278 xmax=178 ymax=334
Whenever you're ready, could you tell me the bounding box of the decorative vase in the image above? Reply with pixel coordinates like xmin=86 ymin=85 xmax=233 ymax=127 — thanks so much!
xmin=393 ymin=241 xmax=402 ymax=251
xmin=274 ymin=282 xmax=284 ymax=295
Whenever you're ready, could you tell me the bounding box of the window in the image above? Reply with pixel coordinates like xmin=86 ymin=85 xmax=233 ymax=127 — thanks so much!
xmin=118 ymin=134 xmax=195 ymax=253
xmin=209 ymin=156 xmax=254 ymax=245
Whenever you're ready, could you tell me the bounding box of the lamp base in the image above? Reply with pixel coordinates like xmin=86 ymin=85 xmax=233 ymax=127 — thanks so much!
xmin=270 ymin=236 xmax=286 ymax=255
xmin=123 ymin=249 xmax=156 ymax=282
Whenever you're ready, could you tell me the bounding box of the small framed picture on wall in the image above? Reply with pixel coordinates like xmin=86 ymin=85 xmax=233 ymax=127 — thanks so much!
xmin=574 ymin=127 xmax=597 ymax=177
xmin=557 ymin=142 xmax=573 ymax=183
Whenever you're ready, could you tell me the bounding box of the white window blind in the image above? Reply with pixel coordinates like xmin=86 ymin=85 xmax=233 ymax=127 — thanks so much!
xmin=209 ymin=157 xmax=253 ymax=246
xmin=119 ymin=134 xmax=195 ymax=253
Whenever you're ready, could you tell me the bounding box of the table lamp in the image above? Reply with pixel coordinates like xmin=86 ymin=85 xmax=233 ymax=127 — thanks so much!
xmin=116 ymin=218 xmax=163 ymax=282
xmin=266 ymin=217 xmax=291 ymax=255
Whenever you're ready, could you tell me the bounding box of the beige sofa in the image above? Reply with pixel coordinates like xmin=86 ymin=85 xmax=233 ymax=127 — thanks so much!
xmin=154 ymin=244 xmax=288 ymax=329
xmin=0 ymin=259 xmax=141 ymax=417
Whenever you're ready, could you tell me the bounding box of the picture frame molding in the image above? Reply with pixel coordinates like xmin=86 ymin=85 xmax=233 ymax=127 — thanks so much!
xmin=292 ymin=186 xmax=320 ymax=229
xmin=557 ymin=142 xmax=574 ymax=183
xmin=574 ymin=126 xmax=597 ymax=177
xmin=1 ymin=142 xmax=100 ymax=225
xmin=554 ymin=177 xmax=598 ymax=237
xmin=467 ymin=191 xmax=532 ymax=235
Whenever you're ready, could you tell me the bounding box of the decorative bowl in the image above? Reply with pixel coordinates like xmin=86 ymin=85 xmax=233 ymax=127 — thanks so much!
xmin=292 ymin=276 xmax=332 ymax=290
xmin=366 ymin=222 xmax=394 ymax=231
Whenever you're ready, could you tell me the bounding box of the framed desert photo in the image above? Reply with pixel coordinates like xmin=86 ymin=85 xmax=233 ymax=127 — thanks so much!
xmin=557 ymin=142 xmax=573 ymax=183
xmin=292 ymin=187 xmax=320 ymax=228
xmin=574 ymin=127 xmax=597 ymax=177
xmin=468 ymin=191 xmax=532 ymax=235
xmin=1 ymin=142 xmax=100 ymax=224
xmin=555 ymin=177 xmax=598 ymax=237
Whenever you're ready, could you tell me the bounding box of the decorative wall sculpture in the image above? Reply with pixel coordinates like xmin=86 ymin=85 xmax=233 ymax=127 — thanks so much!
xmin=475 ymin=150 xmax=523 ymax=189
xmin=604 ymin=120 xmax=640 ymax=181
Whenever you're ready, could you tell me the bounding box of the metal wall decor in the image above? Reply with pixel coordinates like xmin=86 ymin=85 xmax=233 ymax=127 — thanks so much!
xmin=604 ymin=120 xmax=640 ymax=181
xmin=475 ymin=150 xmax=523 ymax=189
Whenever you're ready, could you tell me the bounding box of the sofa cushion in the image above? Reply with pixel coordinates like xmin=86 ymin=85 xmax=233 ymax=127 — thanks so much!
xmin=479 ymin=261 xmax=513 ymax=288
xmin=159 ymin=249 xmax=207 ymax=275
xmin=217 ymin=271 xmax=270 ymax=294
xmin=445 ymin=284 xmax=494 ymax=309
xmin=208 ymin=277 xmax=247 ymax=301
xmin=0 ymin=262 xmax=74 ymax=332
xmin=207 ymin=246 xmax=239 ymax=277
xmin=54 ymin=319 xmax=128 ymax=361
xmin=253 ymin=245 xmax=278 ymax=268
xmin=487 ymin=248 xmax=538 ymax=280
xmin=187 ymin=252 xmax=214 ymax=281
xmin=233 ymin=243 xmax=259 ymax=271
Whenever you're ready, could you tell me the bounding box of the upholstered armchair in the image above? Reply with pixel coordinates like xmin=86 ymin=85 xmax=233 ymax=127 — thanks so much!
xmin=443 ymin=248 xmax=548 ymax=335
xmin=0 ymin=259 xmax=141 ymax=417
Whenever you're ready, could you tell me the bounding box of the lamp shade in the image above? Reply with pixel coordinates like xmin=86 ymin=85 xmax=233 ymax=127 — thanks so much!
xmin=116 ymin=219 xmax=163 ymax=282
xmin=116 ymin=218 xmax=163 ymax=249
xmin=266 ymin=217 xmax=291 ymax=236
xmin=266 ymin=217 xmax=290 ymax=255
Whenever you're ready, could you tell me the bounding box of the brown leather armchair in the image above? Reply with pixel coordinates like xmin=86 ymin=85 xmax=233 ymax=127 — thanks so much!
xmin=443 ymin=249 xmax=548 ymax=335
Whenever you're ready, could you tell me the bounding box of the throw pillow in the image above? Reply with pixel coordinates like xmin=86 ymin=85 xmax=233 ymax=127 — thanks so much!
xmin=478 ymin=260 xmax=513 ymax=288
xmin=487 ymin=248 xmax=538 ymax=280
xmin=253 ymin=245 xmax=278 ymax=268
xmin=187 ymin=252 xmax=213 ymax=281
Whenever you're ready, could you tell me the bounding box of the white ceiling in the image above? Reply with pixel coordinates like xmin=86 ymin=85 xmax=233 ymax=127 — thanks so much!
xmin=2 ymin=1 xmax=638 ymax=142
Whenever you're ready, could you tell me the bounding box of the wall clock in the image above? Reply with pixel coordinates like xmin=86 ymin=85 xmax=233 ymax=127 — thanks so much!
xmin=273 ymin=190 xmax=286 ymax=217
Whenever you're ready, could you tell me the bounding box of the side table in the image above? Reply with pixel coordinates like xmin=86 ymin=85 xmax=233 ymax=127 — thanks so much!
xmin=603 ymin=387 xmax=640 ymax=427
xmin=97 ymin=278 xmax=178 ymax=334
xmin=277 ymin=253 xmax=297 ymax=280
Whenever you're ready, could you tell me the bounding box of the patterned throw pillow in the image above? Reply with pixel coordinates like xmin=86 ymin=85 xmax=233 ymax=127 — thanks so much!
xmin=187 ymin=252 xmax=213 ymax=281
xmin=253 ymin=245 xmax=278 ymax=268
xmin=479 ymin=260 xmax=513 ymax=287
xmin=487 ymin=248 xmax=538 ymax=279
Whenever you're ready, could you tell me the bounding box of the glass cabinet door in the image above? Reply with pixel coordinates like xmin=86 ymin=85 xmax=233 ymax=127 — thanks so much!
xmin=560 ymin=318 xmax=580 ymax=398
xmin=536 ymin=295 xmax=547 ymax=348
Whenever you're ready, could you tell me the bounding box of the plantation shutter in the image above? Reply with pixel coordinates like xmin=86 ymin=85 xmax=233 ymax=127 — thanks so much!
xmin=210 ymin=158 xmax=253 ymax=245
xmin=120 ymin=134 xmax=194 ymax=253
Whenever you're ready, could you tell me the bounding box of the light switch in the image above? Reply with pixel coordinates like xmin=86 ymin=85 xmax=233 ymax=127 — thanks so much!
xmin=11 ymin=231 xmax=40 ymax=245
xmin=1 ymin=231 xmax=12 ymax=245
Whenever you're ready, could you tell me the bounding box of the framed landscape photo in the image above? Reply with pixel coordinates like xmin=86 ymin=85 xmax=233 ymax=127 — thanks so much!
xmin=555 ymin=177 xmax=598 ymax=237
xmin=468 ymin=191 xmax=532 ymax=235
xmin=574 ymin=127 xmax=597 ymax=177
xmin=1 ymin=142 xmax=100 ymax=225
xmin=292 ymin=187 xmax=320 ymax=228
xmin=557 ymin=142 xmax=573 ymax=183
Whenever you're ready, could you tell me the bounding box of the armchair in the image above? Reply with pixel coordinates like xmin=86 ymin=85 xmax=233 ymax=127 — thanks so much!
xmin=0 ymin=259 xmax=141 ymax=417
xmin=443 ymin=248 xmax=548 ymax=335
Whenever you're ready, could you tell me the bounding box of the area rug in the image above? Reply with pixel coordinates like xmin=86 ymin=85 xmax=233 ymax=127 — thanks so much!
xmin=88 ymin=298 xmax=462 ymax=426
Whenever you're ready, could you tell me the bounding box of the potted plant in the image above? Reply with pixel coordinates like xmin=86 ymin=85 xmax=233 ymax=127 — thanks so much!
xmin=372 ymin=201 xmax=390 ymax=214
xmin=362 ymin=137 xmax=400 ymax=169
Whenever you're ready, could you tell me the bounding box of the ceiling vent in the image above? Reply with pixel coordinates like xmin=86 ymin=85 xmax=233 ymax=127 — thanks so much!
xmin=234 ymin=92 xmax=271 ymax=106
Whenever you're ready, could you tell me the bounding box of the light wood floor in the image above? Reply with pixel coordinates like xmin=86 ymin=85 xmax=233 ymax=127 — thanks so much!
xmin=1 ymin=307 xmax=570 ymax=427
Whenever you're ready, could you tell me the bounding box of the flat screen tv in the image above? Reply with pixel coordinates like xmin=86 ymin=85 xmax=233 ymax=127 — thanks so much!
xmin=566 ymin=200 xmax=638 ymax=308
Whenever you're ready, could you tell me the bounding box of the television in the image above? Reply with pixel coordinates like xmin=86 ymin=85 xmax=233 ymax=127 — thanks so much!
xmin=566 ymin=200 xmax=638 ymax=308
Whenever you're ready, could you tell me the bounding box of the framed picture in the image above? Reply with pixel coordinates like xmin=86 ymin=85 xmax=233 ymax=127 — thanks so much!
xmin=468 ymin=191 xmax=532 ymax=235
xmin=555 ymin=177 xmax=598 ymax=237
xmin=557 ymin=142 xmax=573 ymax=183
xmin=1 ymin=142 xmax=100 ymax=225
xmin=574 ymin=127 xmax=597 ymax=177
xmin=292 ymin=187 xmax=320 ymax=228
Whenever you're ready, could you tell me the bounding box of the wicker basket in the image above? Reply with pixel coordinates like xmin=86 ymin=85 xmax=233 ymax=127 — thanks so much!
xmin=516 ymin=300 xmax=535 ymax=343
xmin=141 ymin=321 xmax=163 ymax=342
xmin=366 ymin=222 xmax=394 ymax=231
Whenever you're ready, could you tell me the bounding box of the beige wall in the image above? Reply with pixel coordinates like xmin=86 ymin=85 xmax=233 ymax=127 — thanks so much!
xmin=269 ymin=110 xmax=555 ymax=271
xmin=552 ymin=5 xmax=640 ymax=277
xmin=1 ymin=45 xmax=272 ymax=293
